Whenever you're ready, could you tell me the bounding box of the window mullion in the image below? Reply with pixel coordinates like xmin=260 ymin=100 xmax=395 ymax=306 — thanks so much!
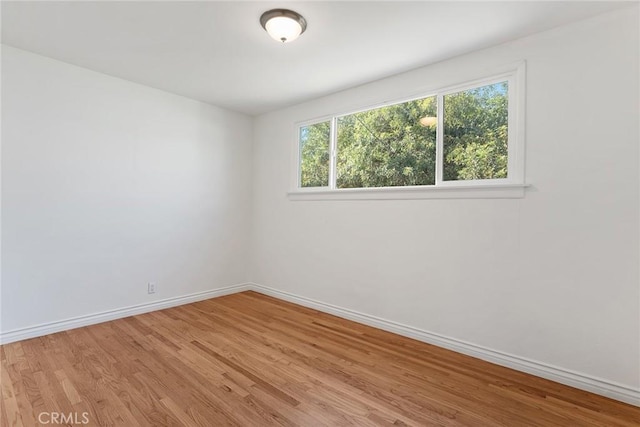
xmin=435 ymin=93 xmax=444 ymax=186
xmin=329 ymin=116 xmax=338 ymax=189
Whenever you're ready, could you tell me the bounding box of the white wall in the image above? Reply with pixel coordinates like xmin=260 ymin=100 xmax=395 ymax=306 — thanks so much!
xmin=1 ymin=46 xmax=253 ymax=332
xmin=251 ymin=6 xmax=639 ymax=394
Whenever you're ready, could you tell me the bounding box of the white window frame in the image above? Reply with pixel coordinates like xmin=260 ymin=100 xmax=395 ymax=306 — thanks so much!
xmin=290 ymin=62 xmax=527 ymax=200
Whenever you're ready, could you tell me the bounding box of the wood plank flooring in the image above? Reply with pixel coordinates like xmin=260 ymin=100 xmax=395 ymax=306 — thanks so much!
xmin=1 ymin=291 xmax=639 ymax=426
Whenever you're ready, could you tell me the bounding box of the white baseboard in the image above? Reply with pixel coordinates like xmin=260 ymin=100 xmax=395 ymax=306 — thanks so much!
xmin=249 ymin=283 xmax=640 ymax=407
xmin=2 ymin=281 xmax=638 ymax=407
xmin=0 ymin=283 xmax=252 ymax=345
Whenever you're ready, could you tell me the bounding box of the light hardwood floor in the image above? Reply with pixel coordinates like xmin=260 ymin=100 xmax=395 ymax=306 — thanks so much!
xmin=1 ymin=291 xmax=639 ymax=426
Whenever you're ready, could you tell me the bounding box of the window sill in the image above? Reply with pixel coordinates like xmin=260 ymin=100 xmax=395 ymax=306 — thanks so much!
xmin=287 ymin=183 xmax=528 ymax=201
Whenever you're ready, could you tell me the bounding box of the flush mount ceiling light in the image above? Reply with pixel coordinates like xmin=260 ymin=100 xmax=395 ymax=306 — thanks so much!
xmin=260 ymin=9 xmax=307 ymax=43
xmin=419 ymin=116 xmax=437 ymax=127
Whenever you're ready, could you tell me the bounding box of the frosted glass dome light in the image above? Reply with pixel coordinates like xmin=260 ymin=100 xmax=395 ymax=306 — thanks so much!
xmin=260 ymin=9 xmax=307 ymax=43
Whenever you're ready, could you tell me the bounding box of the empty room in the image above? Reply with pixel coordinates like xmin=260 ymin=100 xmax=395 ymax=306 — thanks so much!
xmin=1 ymin=1 xmax=639 ymax=425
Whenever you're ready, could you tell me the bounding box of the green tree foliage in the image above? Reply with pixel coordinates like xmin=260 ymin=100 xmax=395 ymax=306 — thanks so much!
xmin=300 ymin=121 xmax=330 ymax=187
xmin=443 ymin=82 xmax=508 ymax=180
xmin=298 ymin=82 xmax=508 ymax=188
xmin=336 ymin=97 xmax=437 ymax=188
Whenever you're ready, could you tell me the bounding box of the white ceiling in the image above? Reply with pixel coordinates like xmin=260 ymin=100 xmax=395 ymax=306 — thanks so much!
xmin=1 ymin=1 xmax=632 ymax=115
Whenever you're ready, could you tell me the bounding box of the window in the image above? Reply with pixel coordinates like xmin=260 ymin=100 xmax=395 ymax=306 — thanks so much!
xmin=336 ymin=96 xmax=437 ymax=188
xmin=442 ymin=81 xmax=509 ymax=182
xmin=299 ymin=121 xmax=330 ymax=187
xmin=293 ymin=64 xmax=525 ymax=199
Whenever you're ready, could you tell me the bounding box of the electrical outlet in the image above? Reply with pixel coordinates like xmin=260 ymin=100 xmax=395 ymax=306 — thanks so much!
xmin=148 ymin=282 xmax=156 ymax=294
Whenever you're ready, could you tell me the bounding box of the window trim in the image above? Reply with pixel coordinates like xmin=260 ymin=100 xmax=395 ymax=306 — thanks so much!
xmin=288 ymin=183 xmax=528 ymax=201
xmin=291 ymin=61 xmax=526 ymax=199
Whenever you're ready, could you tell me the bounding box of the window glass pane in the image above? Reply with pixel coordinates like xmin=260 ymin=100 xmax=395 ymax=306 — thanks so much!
xmin=299 ymin=121 xmax=331 ymax=187
xmin=443 ymin=81 xmax=508 ymax=181
xmin=336 ymin=96 xmax=437 ymax=188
